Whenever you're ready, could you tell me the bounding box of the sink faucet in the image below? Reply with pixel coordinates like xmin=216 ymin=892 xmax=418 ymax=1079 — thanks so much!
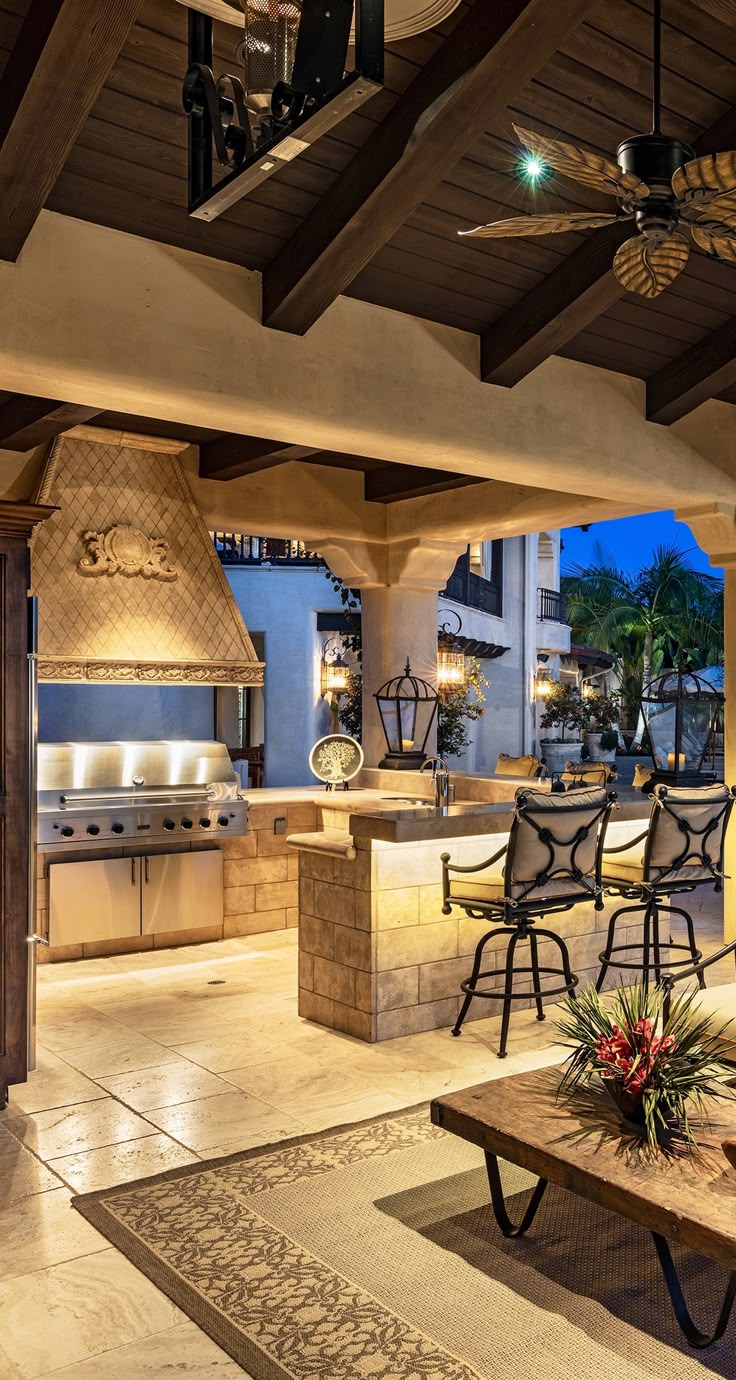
xmin=420 ymin=755 xmax=454 ymax=810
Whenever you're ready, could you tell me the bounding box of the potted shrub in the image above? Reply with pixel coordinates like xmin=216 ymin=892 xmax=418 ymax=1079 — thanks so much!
xmin=583 ymin=690 xmax=620 ymax=763
xmin=538 ymin=682 xmax=586 ymax=775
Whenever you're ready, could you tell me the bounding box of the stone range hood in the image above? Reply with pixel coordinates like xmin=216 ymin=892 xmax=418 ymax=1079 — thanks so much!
xmin=31 ymin=430 xmax=263 ymax=686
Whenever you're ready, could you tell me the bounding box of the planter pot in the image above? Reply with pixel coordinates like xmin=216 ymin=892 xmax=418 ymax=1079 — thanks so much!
xmin=585 ymin=732 xmax=617 ymax=764
xmin=540 ymin=740 xmax=583 ymax=775
xmin=603 ymin=1080 xmax=678 ymax=1143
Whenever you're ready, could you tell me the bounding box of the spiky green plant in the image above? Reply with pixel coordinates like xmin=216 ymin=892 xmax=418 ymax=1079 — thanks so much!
xmin=556 ymin=982 xmax=736 ymax=1148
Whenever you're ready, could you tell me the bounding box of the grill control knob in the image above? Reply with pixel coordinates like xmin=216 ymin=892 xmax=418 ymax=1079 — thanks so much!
xmin=181 ymin=818 xmax=193 ymax=829
xmin=86 ymin=824 xmax=100 ymax=836
xmin=163 ymin=818 xmax=176 ymax=831
xmin=199 ymin=817 xmax=212 ymax=828
xmin=217 ymin=815 xmax=230 ymax=827
xmin=111 ymin=822 xmax=124 ymax=835
xmin=60 ymin=826 xmax=74 ymax=837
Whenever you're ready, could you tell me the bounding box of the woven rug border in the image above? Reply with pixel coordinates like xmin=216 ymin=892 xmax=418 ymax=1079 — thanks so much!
xmin=71 ymin=1101 xmax=436 ymax=1380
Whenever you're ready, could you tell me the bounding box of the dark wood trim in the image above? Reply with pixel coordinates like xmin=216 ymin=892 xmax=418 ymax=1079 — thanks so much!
xmin=0 ymin=397 xmax=101 ymax=451
xmin=199 ymin=437 xmax=319 ymax=481
xmin=481 ymin=106 xmax=736 ymax=388
xmin=646 ymin=318 xmax=736 ymax=425
xmin=0 ymin=0 xmax=145 ymax=261
xmin=364 ymin=465 xmax=485 ymax=503
xmin=261 ymin=0 xmax=599 ymax=336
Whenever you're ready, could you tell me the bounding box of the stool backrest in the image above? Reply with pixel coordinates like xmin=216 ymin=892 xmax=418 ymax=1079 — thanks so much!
xmin=561 ymin=760 xmax=617 ymax=787
xmin=506 ymin=786 xmax=613 ymax=902
xmin=644 ymin=783 xmax=735 ymax=885
xmin=494 ymin=752 xmax=543 ymax=778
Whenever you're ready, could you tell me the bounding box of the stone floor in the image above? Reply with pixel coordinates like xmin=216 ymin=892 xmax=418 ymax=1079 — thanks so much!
xmin=0 ymin=894 xmax=731 ymax=1378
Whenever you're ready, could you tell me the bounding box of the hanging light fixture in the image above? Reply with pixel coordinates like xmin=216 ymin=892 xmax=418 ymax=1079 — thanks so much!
xmin=320 ymin=637 xmax=350 ymax=696
xmin=437 ymin=609 xmax=466 ymax=693
xmin=374 ymin=658 xmax=439 ymax=770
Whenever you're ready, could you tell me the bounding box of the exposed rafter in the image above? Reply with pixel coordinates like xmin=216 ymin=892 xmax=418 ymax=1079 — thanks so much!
xmin=0 ymin=0 xmax=144 ymax=262
xmin=0 ymin=396 xmax=100 ymax=451
xmin=199 ymin=437 xmax=319 ymax=481
xmin=647 ymin=318 xmax=736 ymax=425
xmin=261 ymin=0 xmax=599 ymax=337
xmin=481 ymin=106 xmax=736 ymax=388
xmin=364 ymin=465 xmax=485 ymax=504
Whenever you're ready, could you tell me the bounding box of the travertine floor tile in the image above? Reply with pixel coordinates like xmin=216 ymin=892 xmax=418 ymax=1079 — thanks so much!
xmin=4 ymin=1099 xmax=155 ymax=1160
xmin=0 ymin=1248 xmax=181 ymax=1378
xmin=37 ymin=1010 xmax=128 ymax=1053
xmin=97 ymin=1062 xmax=233 ymax=1112
xmin=0 ymin=1187 xmax=104 ymax=1280
xmin=171 ymin=1027 xmax=281 ymax=1072
xmin=49 ymin=1132 xmax=199 ymax=1193
xmin=143 ymin=1089 xmax=307 ymax=1151
xmin=9 ymin=1063 xmax=109 ymax=1116
xmin=0 ymin=1125 xmax=61 ymax=1204
xmin=59 ymin=1035 xmax=185 ymax=1079
xmin=34 ymin=1321 xmax=247 ymax=1378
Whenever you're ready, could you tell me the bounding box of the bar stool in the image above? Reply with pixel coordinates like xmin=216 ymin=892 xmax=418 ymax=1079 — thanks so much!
xmin=441 ymin=786 xmax=616 ymax=1057
xmin=597 ymin=782 xmax=736 ymax=993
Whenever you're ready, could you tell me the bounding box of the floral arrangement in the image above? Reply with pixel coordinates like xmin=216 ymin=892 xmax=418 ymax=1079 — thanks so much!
xmin=556 ymin=982 xmax=735 ymax=1147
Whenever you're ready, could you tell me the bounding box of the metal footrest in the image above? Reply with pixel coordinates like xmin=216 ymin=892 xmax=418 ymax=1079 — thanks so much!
xmin=460 ymin=964 xmax=577 ymax=1005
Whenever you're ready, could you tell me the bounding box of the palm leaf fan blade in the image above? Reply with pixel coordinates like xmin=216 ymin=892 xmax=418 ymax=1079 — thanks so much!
xmin=691 ymin=226 xmax=736 ymax=264
xmin=459 ymin=211 xmax=623 ymax=239
xmin=673 ymin=151 xmax=736 ymax=205
xmin=612 ymin=233 xmax=689 ymax=298
xmin=513 ymin=125 xmax=648 ymax=200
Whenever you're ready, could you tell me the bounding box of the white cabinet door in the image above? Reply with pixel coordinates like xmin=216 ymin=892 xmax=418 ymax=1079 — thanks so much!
xmin=141 ymin=850 xmax=223 ymax=935
xmin=49 ymin=858 xmax=141 ymax=946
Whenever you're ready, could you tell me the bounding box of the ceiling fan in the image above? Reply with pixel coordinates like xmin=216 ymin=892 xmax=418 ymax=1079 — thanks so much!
xmin=460 ymin=0 xmax=736 ymax=298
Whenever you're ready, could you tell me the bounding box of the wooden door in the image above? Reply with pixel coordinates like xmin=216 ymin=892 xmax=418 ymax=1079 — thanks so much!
xmin=0 ymin=503 xmax=54 ymax=1107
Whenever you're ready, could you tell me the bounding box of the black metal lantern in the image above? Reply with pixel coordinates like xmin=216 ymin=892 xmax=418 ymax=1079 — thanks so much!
xmin=437 ymin=609 xmax=466 ymax=693
xmin=374 ymin=657 xmax=439 ymax=770
xmin=640 ymin=662 xmax=723 ymax=789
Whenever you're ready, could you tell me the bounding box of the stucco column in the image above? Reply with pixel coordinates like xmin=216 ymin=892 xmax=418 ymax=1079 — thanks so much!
xmin=315 ymin=536 xmax=467 ymax=767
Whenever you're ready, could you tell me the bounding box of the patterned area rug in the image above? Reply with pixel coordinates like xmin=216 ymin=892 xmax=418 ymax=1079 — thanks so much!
xmin=73 ymin=1106 xmax=736 ymax=1379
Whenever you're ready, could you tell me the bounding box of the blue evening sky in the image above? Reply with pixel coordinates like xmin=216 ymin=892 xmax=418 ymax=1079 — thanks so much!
xmin=560 ymin=511 xmax=723 ymax=581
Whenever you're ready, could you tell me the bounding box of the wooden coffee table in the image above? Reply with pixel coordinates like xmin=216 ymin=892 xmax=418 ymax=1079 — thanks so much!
xmin=431 ymin=1067 xmax=736 ymax=1349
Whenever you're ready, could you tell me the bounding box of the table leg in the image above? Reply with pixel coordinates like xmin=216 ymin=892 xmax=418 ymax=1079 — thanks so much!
xmin=651 ymin=1232 xmax=736 ymax=1348
xmin=485 ymin=1152 xmax=548 ymax=1238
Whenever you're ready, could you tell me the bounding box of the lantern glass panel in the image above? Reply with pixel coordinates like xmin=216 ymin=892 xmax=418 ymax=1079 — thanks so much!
xmin=242 ymin=0 xmax=302 ymax=98
xmin=437 ymin=647 xmax=466 ymax=691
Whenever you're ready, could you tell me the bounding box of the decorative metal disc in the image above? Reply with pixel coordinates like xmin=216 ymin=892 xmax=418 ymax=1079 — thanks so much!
xmin=309 ymin=734 xmax=364 ymax=785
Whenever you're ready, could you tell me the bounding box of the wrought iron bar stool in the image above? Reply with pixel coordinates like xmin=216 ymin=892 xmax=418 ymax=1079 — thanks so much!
xmin=597 ymin=783 xmax=736 ymax=993
xmin=441 ymin=786 xmax=616 ymax=1057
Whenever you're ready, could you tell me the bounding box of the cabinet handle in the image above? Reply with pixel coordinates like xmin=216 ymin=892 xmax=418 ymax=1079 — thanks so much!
xmin=131 ymin=857 xmax=137 ymax=885
xmin=144 ymin=856 xmax=150 ymax=884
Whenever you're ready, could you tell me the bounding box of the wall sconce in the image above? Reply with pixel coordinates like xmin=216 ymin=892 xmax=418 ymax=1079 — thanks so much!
xmin=535 ymin=666 xmax=552 ymax=699
xmin=437 ymin=609 xmax=466 ymax=693
xmin=320 ymin=638 xmax=350 ymax=696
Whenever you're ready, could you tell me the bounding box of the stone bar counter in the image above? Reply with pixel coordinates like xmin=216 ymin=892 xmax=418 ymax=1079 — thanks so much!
xmin=289 ymin=781 xmax=651 ymax=1043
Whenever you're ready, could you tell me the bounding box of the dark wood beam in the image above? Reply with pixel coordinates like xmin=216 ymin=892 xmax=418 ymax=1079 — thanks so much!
xmin=0 ymin=396 xmax=100 ymax=450
xmin=261 ymin=0 xmax=599 ymax=336
xmin=0 ymin=0 xmax=144 ymax=261
xmin=646 ymin=318 xmax=736 ymax=425
xmin=481 ymin=106 xmax=736 ymax=387
xmin=364 ymin=465 xmax=485 ymax=504
xmin=199 ymin=435 xmax=319 ymax=481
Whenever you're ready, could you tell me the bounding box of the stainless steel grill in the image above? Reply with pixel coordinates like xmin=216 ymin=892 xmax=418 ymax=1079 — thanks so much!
xmin=38 ymin=740 xmax=248 ymax=851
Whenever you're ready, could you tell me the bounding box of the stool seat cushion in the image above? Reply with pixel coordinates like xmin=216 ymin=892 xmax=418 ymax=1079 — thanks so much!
xmin=448 ymin=874 xmax=505 ymax=904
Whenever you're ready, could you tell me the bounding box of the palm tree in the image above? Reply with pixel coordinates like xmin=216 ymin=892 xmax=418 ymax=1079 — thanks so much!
xmin=562 ymin=541 xmax=722 ymax=740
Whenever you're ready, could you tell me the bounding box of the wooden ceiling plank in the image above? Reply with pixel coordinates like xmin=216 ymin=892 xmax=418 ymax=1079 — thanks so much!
xmin=364 ymin=465 xmax=486 ymax=503
xmin=261 ymin=0 xmax=601 ymax=336
xmin=0 ymin=396 xmax=101 ymax=450
xmin=199 ymin=436 xmax=320 ymax=481
xmin=481 ymin=102 xmax=736 ymax=387
xmin=0 ymin=0 xmax=145 ymax=261
xmin=646 ymin=318 xmax=736 ymax=425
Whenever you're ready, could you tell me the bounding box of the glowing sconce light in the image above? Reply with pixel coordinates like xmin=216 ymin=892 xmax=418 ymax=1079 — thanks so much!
xmin=437 ymin=609 xmax=467 ymax=693
xmin=535 ymin=666 xmax=552 ymax=699
xmin=320 ymin=638 xmax=350 ymax=696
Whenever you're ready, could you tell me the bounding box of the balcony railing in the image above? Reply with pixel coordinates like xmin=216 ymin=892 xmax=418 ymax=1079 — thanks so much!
xmin=212 ymin=533 xmax=325 ymax=567
xmin=537 ymin=586 xmax=568 ymax=623
xmin=443 ymin=553 xmax=502 ymax=617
